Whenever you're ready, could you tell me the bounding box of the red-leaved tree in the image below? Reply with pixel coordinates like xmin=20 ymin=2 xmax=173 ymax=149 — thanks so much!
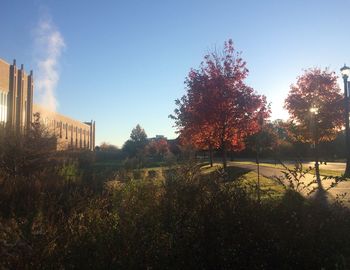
xmin=146 ymin=139 xmax=170 ymax=161
xmin=284 ymin=68 xmax=344 ymax=184
xmin=171 ymin=39 xmax=269 ymax=168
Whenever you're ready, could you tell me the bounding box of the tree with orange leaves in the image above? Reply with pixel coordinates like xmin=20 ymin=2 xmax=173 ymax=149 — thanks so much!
xmin=171 ymin=39 xmax=269 ymax=169
xmin=179 ymin=122 xmax=218 ymax=167
xmin=146 ymin=138 xmax=170 ymax=161
xmin=285 ymin=68 xmax=344 ymax=184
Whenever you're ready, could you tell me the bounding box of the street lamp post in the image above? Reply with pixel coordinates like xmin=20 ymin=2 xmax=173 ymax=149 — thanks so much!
xmin=340 ymin=64 xmax=350 ymax=177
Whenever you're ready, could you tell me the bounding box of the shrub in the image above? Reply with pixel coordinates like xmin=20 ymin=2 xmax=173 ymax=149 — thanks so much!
xmin=1 ymin=154 xmax=350 ymax=269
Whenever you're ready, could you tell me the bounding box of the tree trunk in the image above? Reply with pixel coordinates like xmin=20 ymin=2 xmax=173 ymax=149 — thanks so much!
xmin=221 ymin=125 xmax=228 ymax=170
xmin=209 ymin=144 xmax=213 ymax=167
xmin=315 ymin=160 xmax=321 ymax=186
xmin=315 ymin=141 xmax=322 ymax=188
xmin=222 ymin=142 xmax=227 ymax=169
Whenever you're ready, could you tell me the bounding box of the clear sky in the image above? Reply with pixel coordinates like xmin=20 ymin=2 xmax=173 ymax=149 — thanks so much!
xmin=1 ymin=0 xmax=350 ymax=146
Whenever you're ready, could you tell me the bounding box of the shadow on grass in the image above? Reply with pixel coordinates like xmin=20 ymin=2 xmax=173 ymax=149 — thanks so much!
xmin=309 ymin=187 xmax=334 ymax=208
xmin=225 ymin=165 xmax=252 ymax=180
xmin=201 ymin=164 xmax=252 ymax=182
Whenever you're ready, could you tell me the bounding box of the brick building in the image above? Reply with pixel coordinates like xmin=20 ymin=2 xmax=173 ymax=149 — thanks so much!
xmin=0 ymin=58 xmax=95 ymax=150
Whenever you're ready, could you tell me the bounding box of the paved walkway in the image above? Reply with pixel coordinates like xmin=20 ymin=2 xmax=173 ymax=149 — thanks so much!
xmin=230 ymin=161 xmax=350 ymax=206
xmin=301 ymin=162 xmax=345 ymax=171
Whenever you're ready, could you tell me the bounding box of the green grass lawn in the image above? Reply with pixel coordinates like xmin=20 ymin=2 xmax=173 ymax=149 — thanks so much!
xmin=200 ymin=163 xmax=223 ymax=174
xmin=94 ymin=159 xmax=124 ymax=168
xmin=232 ymin=161 xmax=343 ymax=178
xmin=309 ymin=168 xmax=343 ymax=177
xmin=231 ymin=160 xmax=287 ymax=170
xmin=103 ymin=161 xmax=286 ymax=200
xmin=238 ymin=171 xmax=285 ymax=199
xmin=201 ymin=163 xmax=285 ymax=199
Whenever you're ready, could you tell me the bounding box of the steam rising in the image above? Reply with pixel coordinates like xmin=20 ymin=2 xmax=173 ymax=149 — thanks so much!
xmin=35 ymin=17 xmax=65 ymax=112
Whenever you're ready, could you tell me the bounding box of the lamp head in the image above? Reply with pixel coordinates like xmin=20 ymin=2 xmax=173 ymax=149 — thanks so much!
xmin=341 ymin=64 xmax=350 ymax=78
xmin=310 ymin=107 xmax=319 ymax=115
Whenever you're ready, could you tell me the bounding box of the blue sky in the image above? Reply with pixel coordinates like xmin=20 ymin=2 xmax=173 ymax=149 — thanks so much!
xmin=1 ymin=0 xmax=350 ymax=146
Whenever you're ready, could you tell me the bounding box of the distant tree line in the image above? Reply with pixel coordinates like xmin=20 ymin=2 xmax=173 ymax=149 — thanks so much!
xmin=95 ymin=124 xmax=181 ymax=168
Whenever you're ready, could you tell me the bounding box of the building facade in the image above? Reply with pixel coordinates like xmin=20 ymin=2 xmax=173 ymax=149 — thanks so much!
xmin=0 ymin=58 xmax=95 ymax=150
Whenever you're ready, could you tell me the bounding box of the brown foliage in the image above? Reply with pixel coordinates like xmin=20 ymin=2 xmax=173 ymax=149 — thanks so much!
xmin=285 ymin=68 xmax=344 ymax=143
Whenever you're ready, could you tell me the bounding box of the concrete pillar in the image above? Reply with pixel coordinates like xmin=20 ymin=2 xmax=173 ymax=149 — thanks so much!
xmin=83 ymin=129 xmax=86 ymax=148
xmin=90 ymin=120 xmax=93 ymax=151
xmin=93 ymin=121 xmax=96 ymax=150
xmin=8 ymin=59 xmax=17 ymax=127
xmin=86 ymin=130 xmax=88 ymax=149
xmin=70 ymin=125 xmax=73 ymax=148
xmin=26 ymin=70 xmax=33 ymax=129
xmin=16 ymin=64 xmax=24 ymax=132
xmin=75 ymin=126 xmax=78 ymax=148
xmin=79 ymin=128 xmax=82 ymax=148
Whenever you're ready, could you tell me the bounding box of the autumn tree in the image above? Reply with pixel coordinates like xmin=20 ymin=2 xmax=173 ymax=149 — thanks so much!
xmin=284 ymin=68 xmax=344 ymax=184
xmin=146 ymin=138 xmax=170 ymax=161
xmin=171 ymin=39 xmax=269 ymax=168
xmin=178 ymin=121 xmax=218 ymax=167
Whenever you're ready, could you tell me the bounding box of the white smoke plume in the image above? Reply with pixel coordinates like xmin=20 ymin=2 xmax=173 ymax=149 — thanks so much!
xmin=34 ymin=17 xmax=65 ymax=112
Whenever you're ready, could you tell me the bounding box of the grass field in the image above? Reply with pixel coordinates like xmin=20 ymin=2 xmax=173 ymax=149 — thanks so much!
xmin=201 ymin=163 xmax=285 ymax=199
xmin=231 ymin=161 xmax=343 ymax=177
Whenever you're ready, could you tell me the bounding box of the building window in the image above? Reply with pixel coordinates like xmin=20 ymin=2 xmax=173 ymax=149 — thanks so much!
xmin=0 ymin=91 xmax=8 ymax=123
